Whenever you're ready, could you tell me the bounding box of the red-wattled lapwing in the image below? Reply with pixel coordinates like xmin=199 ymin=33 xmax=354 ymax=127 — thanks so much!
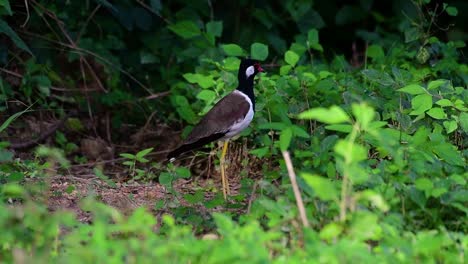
xmin=167 ymin=58 xmax=264 ymax=199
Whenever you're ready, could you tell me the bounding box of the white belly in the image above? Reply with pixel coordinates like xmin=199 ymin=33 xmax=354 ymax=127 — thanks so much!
xmin=223 ymin=90 xmax=254 ymax=139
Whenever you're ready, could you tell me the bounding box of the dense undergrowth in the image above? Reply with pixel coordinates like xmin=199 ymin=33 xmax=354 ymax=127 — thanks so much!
xmin=0 ymin=0 xmax=467 ymax=263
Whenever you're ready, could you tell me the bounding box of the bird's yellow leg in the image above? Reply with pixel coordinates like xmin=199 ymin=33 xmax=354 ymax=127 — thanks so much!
xmin=220 ymin=141 xmax=230 ymax=200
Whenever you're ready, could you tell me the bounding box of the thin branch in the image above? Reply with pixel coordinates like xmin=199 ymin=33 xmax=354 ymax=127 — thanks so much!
xmin=76 ymin=4 xmax=101 ymax=43
xmin=21 ymin=0 xmax=30 ymax=27
xmin=282 ymin=151 xmax=310 ymax=228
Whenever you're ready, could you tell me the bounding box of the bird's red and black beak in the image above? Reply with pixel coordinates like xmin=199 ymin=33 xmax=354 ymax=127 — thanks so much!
xmin=254 ymin=63 xmax=264 ymax=73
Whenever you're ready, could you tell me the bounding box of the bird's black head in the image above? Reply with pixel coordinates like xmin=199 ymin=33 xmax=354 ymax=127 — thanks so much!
xmin=238 ymin=59 xmax=264 ymax=81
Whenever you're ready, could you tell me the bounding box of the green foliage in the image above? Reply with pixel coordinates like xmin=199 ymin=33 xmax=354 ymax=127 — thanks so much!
xmin=0 ymin=0 xmax=467 ymax=262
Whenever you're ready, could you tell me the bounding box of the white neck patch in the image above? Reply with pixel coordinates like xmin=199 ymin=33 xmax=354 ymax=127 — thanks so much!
xmin=245 ymin=65 xmax=255 ymax=78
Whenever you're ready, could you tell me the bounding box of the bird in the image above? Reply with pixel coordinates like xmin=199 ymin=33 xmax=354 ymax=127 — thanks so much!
xmin=167 ymin=58 xmax=264 ymax=199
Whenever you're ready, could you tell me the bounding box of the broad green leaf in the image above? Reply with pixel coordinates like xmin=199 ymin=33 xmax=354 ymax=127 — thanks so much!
xmin=459 ymin=112 xmax=468 ymax=132
xmin=362 ymin=69 xmax=395 ymax=86
xmin=415 ymin=178 xmax=433 ymax=192
xmin=0 ymin=19 xmax=32 ymax=54
xmin=250 ymin=42 xmax=268 ymax=61
xmin=159 ymin=172 xmax=172 ymax=187
xmin=183 ymin=73 xmax=215 ymax=89
xmin=352 ymin=103 xmax=375 ymax=131
xmin=435 ymin=99 xmax=453 ymax=107
xmin=0 ymin=0 xmax=12 ymax=15
xmin=432 ymin=143 xmax=465 ymax=166
xmin=325 ymin=124 xmax=353 ymax=133
xmin=279 ymin=65 xmax=292 ymax=75
xmin=446 ymin=6 xmax=458 ymax=16
xmin=206 ymin=21 xmax=223 ymax=37
xmin=443 ymin=120 xmax=457 ymax=134
xmin=397 ymin=84 xmax=426 ymax=95
xmin=359 ymin=190 xmax=389 ymax=212
xmin=0 ymin=149 xmax=13 ymax=162
xmin=428 ymin=79 xmax=447 ymax=90
xmin=366 ymin=45 xmax=384 ymax=59
xmin=168 ymin=20 xmax=201 ymax=39
xmin=223 ymin=57 xmax=240 ymax=71
xmin=284 ymin=50 xmax=299 ymax=66
xmin=175 ymin=95 xmax=197 ymax=124
xmin=410 ymin=94 xmax=432 ymax=115
xmin=279 ymin=127 xmax=292 ymax=151
xmin=175 ymin=167 xmax=191 ymax=179
xmin=426 ymin=107 xmax=446 ymax=119
xmin=307 ymin=29 xmax=323 ymax=52
xmin=291 ymin=125 xmax=309 ymax=138
xmin=334 ymin=140 xmax=367 ymax=162
xmin=221 ymin=44 xmax=245 ymax=56
xmin=197 ymin=90 xmax=216 ymax=103
xmin=319 ymin=222 xmax=343 ymax=241
xmin=301 ymin=173 xmax=338 ymax=201
xmin=298 ymin=106 xmax=350 ymax=124
xmin=319 ymin=71 xmax=333 ymax=79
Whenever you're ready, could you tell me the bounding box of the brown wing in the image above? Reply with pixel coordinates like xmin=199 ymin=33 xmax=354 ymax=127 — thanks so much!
xmin=167 ymin=91 xmax=250 ymax=160
xmin=184 ymin=91 xmax=250 ymax=144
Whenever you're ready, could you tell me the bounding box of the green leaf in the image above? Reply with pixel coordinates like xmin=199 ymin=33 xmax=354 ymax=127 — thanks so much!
xmin=443 ymin=120 xmax=458 ymax=134
xmin=432 ymin=143 xmax=465 ymax=166
xmin=0 ymin=19 xmax=32 ymax=54
xmin=279 ymin=65 xmax=292 ymax=75
xmin=284 ymin=50 xmax=299 ymax=66
xmin=175 ymin=95 xmax=197 ymax=124
xmin=426 ymin=107 xmax=446 ymax=119
xmin=307 ymin=29 xmax=323 ymax=52
xmin=206 ymin=21 xmax=223 ymax=37
xmin=334 ymin=140 xmax=367 ymax=162
xmin=159 ymin=172 xmax=172 ymax=187
xmin=366 ymin=45 xmax=384 ymax=59
xmin=250 ymin=42 xmax=268 ymax=61
xmin=119 ymin=153 xmax=135 ymax=159
xmin=459 ymin=112 xmax=468 ymax=133
xmin=319 ymin=222 xmax=343 ymax=241
xmin=221 ymin=44 xmax=245 ymax=56
xmin=410 ymin=94 xmax=432 ymax=115
xmin=298 ymin=106 xmax=350 ymax=124
xmin=168 ymin=20 xmax=201 ymax=39
xmin=0 ymin=105 xmax=32 ymax=133
xmin=183 ymin=73 xmax=215 ymax=89
xmin=397 ymin=84 xmax=426 ymax=95
xmin=361 ymin=69 xmax=395 ymax=86
xmin=175 ymin=167 xmax=191 ymax=179
xmin=136 ymin=147 xmax=153 ymax=159
xmin=196 ymin=90 xmax=216 ymax=103
xmin=0 ymin=0 xmax=12 ymax=15
xmin=352 ymin=103 xmax=375 ymax=131
xmin=301 ymin=173 xmax=338 ymax=201
xmin=427 ymin=79 xmax=447 ymax=90
xmin=279 ymin=127 xmax=292 ymax=151
xmin=0 ymin=148 xmax=13 ymax=162
xmin=325 ymin=124 xmax=353 ymax=133
xmin=435 ymin=99 xmax=453 ymax=107
xmin=415 ymin=178 xmax=433 ymax=192
xmin=446 ymin=6 xmax=458 ymax=16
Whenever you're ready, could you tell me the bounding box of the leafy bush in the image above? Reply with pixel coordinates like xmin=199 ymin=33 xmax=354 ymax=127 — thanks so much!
xmin=0 ymin=0 xmax=466 ymax=263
